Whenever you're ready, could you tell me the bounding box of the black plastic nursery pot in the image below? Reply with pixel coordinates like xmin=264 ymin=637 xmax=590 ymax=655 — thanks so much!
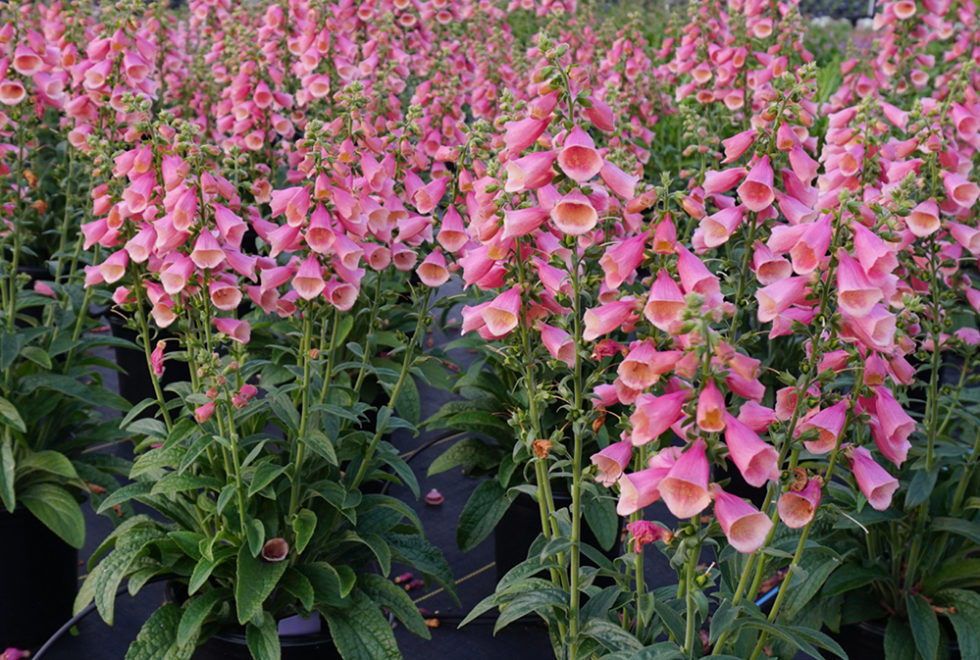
xmin=191 ymin=626 xmax=342 ymax=660
xmin=0 ymin=508 xmax=78 ymax=649
xmin=494 ymin=490 xmax=623 ymax=582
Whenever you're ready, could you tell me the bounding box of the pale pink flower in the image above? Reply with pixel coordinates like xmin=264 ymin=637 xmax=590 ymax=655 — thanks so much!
xmin=777 ymin=478 xmax=822 ymax=529
xmin=659 ymin=439 xmax=712 ymax=519
xmin=847 ymin=445 xmax=899 ymax=511
xmin=590 ymin=440 xmax=633 ymax=487
xmin=723 ymin=413 xmax=779 ymax=487
xmin=711 ymin=484 xmax=772 ymax=553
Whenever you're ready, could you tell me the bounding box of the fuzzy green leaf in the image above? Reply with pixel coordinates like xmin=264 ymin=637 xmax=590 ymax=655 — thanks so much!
xmin=21 ymin=482 xmax=85 ymax=549
xmin=235 ymin=543 xmax=287 ymax=625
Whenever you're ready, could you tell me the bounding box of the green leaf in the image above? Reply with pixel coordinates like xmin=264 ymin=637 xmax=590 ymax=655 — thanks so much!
xmin=923 ymin=558 xmax=980 ymax=592
xmin=93 ymin=541 xmax=145 ymax=625
xmin=280 ymin=568 xmax=315 ymax=611
xmin=246 ymin=612 xmax=281 ymax=660
xmin=323 ymin=589 xmax=400 ymax=660
xmin=297 ymin=562 xmax=347 ymax=607
xmin=268 ymin=392 xmax=300 ymax=432
xmin=150 ymin=472 xmax=218 ymax=497
xmin=177 ymin=589 xmax=229 ymax=648
xmin=388 ymin=532 xmax=458 ymax=604
xmin=125 ymin=603 xmax=197 ymax=660
xmin=821 ymin=563 xmax=881 ymax=597
xmin=235 ymin=543 xmax=287 ymax=625
xmin=599 ymin=643 xmax=687 ymax=660
xmin=431 ymin=410 xmax=510 ymax=438
xmin=581 ymin=618 xmax=644 ymax=652
xmin=906 ymin=592 xmax=939 ymax=660
xmin=0 ymin=395 xmax=26 ymax=433
xmin=905 ymin=467 xmax=938 ymax=508
xmin=17 ymin=450 xmax=78 ymax=479
xmin=495 ymin=588 xmax=568 ymax=632
xmin=21 ymin=372 xmax=130 ymax=410
xmin=248 ymin=463 xmax=286 ymax=497
xmin=293 ymin=508 xmax=317 ymax=554
xmin=21 ymin=483 xmax=85 ymax=549
xmin=189 ymin=546 xmax=237 ymax=595
xmin=931 ymin=517 xmax=980 ymax=546
xmin=392 ymin=374 xmax=420 ymax=426
xmin=884 ymin=615 xmax=916 ymax=660
xmin=427 ymin=437 xmax=499 ymax=476
xmin=246 ymin=518 xmax=266 ymax=558
xmin=456 ymin=479 xmax=513 ymax=552
xmin=305 ymin=429 xmax=338 ymax=465
xmin=20 ymin=345 xmax=52 ymax=369
xmin=0 ymin=437 xmax=15 ymax=512
xmin=584 ymin=493 xmax=619 ymax=552
xmin=97 ymin=482 xmax=154 ymax=514
xmin=781 ymin=556 xmax=841 ymax=620
xmin=939 ymin=589 xmax=980 ymax=660
xmin=359 ymin=573 xmax=430 ymax=639
xmin=710 ymin=600 xmax=740 ymax=644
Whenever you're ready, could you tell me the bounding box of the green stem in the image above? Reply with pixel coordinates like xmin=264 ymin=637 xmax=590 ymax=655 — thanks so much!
xmin=350 ymin=287 xmax=432 ymax=490
xmin=683 ymin=526 xmax=701 ymax=657
xmin=131 ymin=267 xmax=173 ymax=432
xmin=288 ymin=309 xmax=314 ymax=519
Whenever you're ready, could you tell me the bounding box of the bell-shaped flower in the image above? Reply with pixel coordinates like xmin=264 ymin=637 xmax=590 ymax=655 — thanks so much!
xmin=617 ymin=467 xmax=667 ymax=516
xmin=209 ymin=277 xmax=242 ymax=311
xmin=539 ymin=323 xmax=575 ymax=367
xmin=836 ymin=249 xmax=881 ymax=317
xmin=292 ymin=255 xmax=325 ymax=300
xmin=550 ymin=191 xmax=598 ymax=235
xmin=505 ymin=150 xmax=557 ymax=193
xmin=630 ymin=390 xmax=689 ymax=446
xmin=643 ymin=269 xmax=686 ymax=332
xmin=756 ymin=276 xmax=810 ymax=323
xmin=721 ymin=129 xmax=756 ymax=163
xmin=659 ymin=439 xmax=712 ymax=519
xmin=703 ymin=167 xmax=746 ymax=195
xmin=777 ymin=478 xmax=822 ymax=529
xmin=600 ymin=233 xmax=646 ymax=290
xmin=942 ymin=171 xmax=979 ymax=209
xmin=696 ymin=381 xmax=726 ymax=433
xmin=417 ymin=250 xmax=450 ymax=288
xmin=847 ymin=445 xmax=899 ymax=511
xmin=789 ymin=215 xmax=831 ymax=275
xmin=906 ymin=199 xmax=940 ymax=237
xmin=214 ymin=317 xmax=251 ymax=344
xmin=583 ymin=299 xmax=634 ymax=341
xmin=797 ymin=400 xmax=847 ymax=454
xmin=737 ymin=156 xmax=775 ymax=212
xmin=711 ymin=484 xmax=773 ymax=553
xmin=699 ymin=206 xmax=744 ymax=249
xmin=503 ymin=206 xmax=549 ymax=239
xmin=186 ymin=225 xmax=224 ymax=269
xmin=481 ymin=286 xmax=522 ymax=337
xmin=872 ymin=387 xmax=914 ymax=466
xmin=437 ymin=206 xmax=468 ymax=253
xmin=618 ymin=341 xmax=661 ymax=391
xmin=99 ymin=249 xmax=129 ymax=284
xmin=558 ymin=126 xmax=603 ymax=183
xmin=591 ymin=440 xmax=633 ymax=487
xmin=723 ymin=413 xmax=779 ymax=487
xmin=599 ymin=161 xmax=638 ymax=199
xmin=503 ymin=117 xmax=549 ymax=157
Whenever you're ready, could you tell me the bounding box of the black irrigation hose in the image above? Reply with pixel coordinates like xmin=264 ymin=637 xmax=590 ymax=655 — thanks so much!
xmin=33 ymin=577 xmax=168 ymax=660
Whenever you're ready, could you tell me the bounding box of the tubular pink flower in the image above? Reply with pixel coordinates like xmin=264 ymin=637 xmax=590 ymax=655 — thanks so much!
xmin=99 ymin=249 xmax=129 ymax=284
xmin=630 ymin=390 xmax=689 ymax=446
xmin=417 ymin=250 xmax=450 ymax=288
xmin=660 ymin=440 xmax=712 ymax=519
xmin=583 ymin=299 xmax=634 ymax=341
xmin=150 ymin=341 xmax=166 ymax=377
xmin=699 ymin=206 xmax=743 ymax=249
xmin=437 ymin=206 xmax=468 ymax=253
xmin=848 ymin=445 xmax=899 ymax=511
xmin=676 ymin=246 xmax=721 ymax=299
xmin=643 ymin=269 xmax=686 ymax=332
xmin=906 ymin=199 xmax=940 ymax=237
xmin=557 ymin=126 xmax=603 ymax=183
xmin=550 ymin=191 xmax=598 ymax=236
xmin=798 ymin=400 xmax=847 ymax=454
xmin=122 ymin=172 xmax=155 ymax=215
xmin=942 ymin=171 xmax=979 ymax=209
xmin=306 ymin=204 xmax=335 ymax=254
xmin=618 ymin=341 xmax=660 ymax=391
xmin=124 ymin=225 xmax=156 ymax=263
xmin=696 ymin=381 xmax=726 ymax=433
xmin=737 ymin=156 xmax=775 ymax=212
xmin=723 ymin=413 xmax=779 ymax=487
xmin=504 ymin=150 xmax=557 ymax=193
xmin=616 ymin=468 xmax=669 ymax=516
xmin=711 ymin=484 xmax=772 ymax=553
xmin=836 ymin=250 xmax=881 ymax=317
xmin=591 ymin=440 xmax=633 ymax=487
xmin=194 ymin=401 xmax=216 ymax=424
xmin=599 ymin=161 xmax=638 ymax=199
xmin=412 ymin=178 xmax=447 ymax=215
xmin=584 ymin=96 xmax=616 ymax=132
xmin=503 ymin=117 xmax=549 ymax=157
xmin=209 ymin=277 xmax=242 ymax=311
xmin=872 ymin=387 xmax=914 ymax=466
xmin=481 ymin=286 xmax=522 ymax=337
xmin=852 ymin=223 xmax=898 ymax=280
xmin=626 ymin=520 xmax=672 ymax=553
xmin=539 ymin=323 xmax=575 ymax=367
xmin=214 ymin=204 xmax=246 ymax=247
xmin=172 ymin=186 xmax=198 ymax=232
xmin=702 ymin=167 xmax=747 ymax=195
xmin=190 ymin=231 xmax=225 ymax=270
xmin=324 ymin=280 xmax=358 ymax=311
xmin=600 ymin=234 xmax=646 ymax=290
xmin=721 ymin=129 xmax=757 ymax=164
xmin=777 ymin=479 xmax=822 ymax=529
xmin=789 ymin=216 xmax=831 ymax=275
xmin=292 ymin=255 xmax=325 ymax=300
xmin=755 ymin=276 xmax=810 ymax=323
xmin=0 ymin=79 xmax=27 ymax=106
xmin=214 ymin=317 xmax=251 ymax=344
xmin=502 ymin=206 xmax=549 ymax=239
